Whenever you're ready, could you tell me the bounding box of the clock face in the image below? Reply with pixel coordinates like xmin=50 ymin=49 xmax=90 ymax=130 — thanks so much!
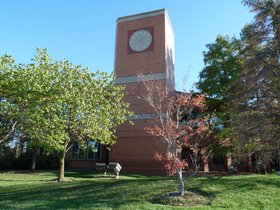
xmin=129 ymin=29 xmax=152 ymax=52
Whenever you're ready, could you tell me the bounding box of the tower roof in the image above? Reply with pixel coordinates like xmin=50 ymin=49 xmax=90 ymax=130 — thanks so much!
xmin=116 ymin=9 xmax=166 ymax=23
xmin=116 ymin=9 xmax=174 ymax=37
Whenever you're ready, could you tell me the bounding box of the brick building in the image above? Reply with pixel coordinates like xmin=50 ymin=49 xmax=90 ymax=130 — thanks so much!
xmin=68 ymin=9 xmax=244 ymax=174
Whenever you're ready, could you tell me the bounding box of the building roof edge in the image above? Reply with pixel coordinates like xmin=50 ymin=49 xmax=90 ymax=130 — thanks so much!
xmin=116 ymin=9 xmax=166 ymax=23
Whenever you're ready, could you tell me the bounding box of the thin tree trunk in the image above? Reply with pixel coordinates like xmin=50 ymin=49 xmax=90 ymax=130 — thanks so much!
xmin=30 ymin=148 xmax=37 ymax=173
xmin=278 ymin=152 xmax=280 ymax=171
xmin=58 ymin=152 xmax=66 ymax=182
xmin=176 ymin=168 xmax=185 ymax=196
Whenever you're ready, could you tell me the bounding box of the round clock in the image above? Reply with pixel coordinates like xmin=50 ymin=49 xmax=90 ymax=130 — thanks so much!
xmin=129 ymin=29 xmax=152 ymax=52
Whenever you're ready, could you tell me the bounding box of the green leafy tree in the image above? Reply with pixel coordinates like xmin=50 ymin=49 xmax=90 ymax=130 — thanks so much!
xmin=0 ymin=54 xmax=18 ymax=143
xmin=197 ymin=36 xmax=243 ymax=157
xmin=233 ymin=0 xmax=280 ymax=171
xmin=198 ymin=36 xmax=242 ymax=103
xmin=0 ymin=48 xmax=133 ymax=181
xmin=1 ymin=54 xmax=41 ymax=170
xmin=198 ymin=1 xmax=280 ymax=171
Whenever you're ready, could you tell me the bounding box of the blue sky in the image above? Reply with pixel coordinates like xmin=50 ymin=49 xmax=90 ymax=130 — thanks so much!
xmin=0 ymin=1 xmax=254 ymax=90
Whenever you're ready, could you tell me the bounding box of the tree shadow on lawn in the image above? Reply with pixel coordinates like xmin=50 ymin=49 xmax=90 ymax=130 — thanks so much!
xmin=189 ymin=175 xmax=280 ymax=194
xmin=64 ymin=170 xmax=98 ymax=179
xmin=150 ymin=188 xmax=214 ymax=207
xmin=0 ymin=176 xmax=174 ymax=209
xmin=148 ymin=175 xmax=280 ymax=208
xmin=1 ymin=172 xmax=279 ymax=209
xmin=64 ymin=170 xmax=161 ymax=180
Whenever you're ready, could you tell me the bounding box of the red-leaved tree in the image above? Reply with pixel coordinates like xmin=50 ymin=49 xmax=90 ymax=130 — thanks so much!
xmin=138 ymin=74 xmax=212 ymax=196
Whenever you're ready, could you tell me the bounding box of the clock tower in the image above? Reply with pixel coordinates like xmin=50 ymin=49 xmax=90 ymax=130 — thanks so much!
xmin=110 ymin=9 xmax=175 ymax=175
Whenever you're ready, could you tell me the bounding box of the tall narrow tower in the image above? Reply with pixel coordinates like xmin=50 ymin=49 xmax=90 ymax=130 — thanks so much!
xmin=111 ymin=9 xmax=175 ymax=175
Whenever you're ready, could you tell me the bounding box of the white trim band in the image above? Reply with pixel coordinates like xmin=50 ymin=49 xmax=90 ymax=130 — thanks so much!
xmin=115 ymin=72 xmax=166 ymax=85
xmin=128 ymin=113 xmax=167 ymax=120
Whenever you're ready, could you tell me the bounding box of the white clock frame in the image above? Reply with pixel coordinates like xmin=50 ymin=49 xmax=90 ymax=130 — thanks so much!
xmin=129 ymin=29 xmax=152 ymax=52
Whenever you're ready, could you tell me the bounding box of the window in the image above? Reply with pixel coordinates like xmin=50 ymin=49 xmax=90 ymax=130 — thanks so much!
xmin=212 ymin=156 xmax=225 ymax=164
xmin=87 ymin=141 xmax=100 ymax=160
xmin=72 ymin=142 xmax=85 ymax=160
xmin=72 ymin=140 xmax=100 ymax=160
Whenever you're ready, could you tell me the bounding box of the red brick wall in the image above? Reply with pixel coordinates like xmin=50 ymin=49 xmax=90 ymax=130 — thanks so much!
xmin=114 ymin=14 xmax=166 ymax=76
xmin=112 ymin=12 xmax=169 ymax=175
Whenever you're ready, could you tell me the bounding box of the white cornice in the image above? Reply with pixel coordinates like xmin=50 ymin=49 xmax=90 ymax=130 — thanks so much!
xmin=116 ymin=9 xmax=174 ymax=37
xmin=116 ymin=9 xmax=166 ymax=23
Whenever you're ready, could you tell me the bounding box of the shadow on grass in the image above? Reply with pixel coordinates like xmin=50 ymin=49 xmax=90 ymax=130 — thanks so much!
xmin=1 ymin=171 xmax=280 ymax=209
xmin=65 ymin=170 xmax=165 ymax=180
xmin=0 ymin=173 xmax=175 ymax=209
xmin=188 ymin=175 xmax=280 ymax=194
xmin=150 ymin=188 xmax=214 ymax=207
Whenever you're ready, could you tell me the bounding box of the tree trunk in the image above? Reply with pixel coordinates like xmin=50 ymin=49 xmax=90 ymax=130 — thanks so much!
xmin=58 ymin=152 xmax=66 ymax=182
xmin=176 ymin=168 xmax=185 ymax=196
xmin=278 ymin=152 xmax=280 ymax=171
xmin=30 ymin=148 xmax=37 ymax=173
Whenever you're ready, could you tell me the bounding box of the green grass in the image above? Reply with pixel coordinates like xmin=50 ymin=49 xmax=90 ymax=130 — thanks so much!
xmin=0 ymin=170 xmax=280 ymax=209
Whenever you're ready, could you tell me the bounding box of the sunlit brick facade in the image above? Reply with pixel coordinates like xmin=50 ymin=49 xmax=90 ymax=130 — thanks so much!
xmin=68 ymin=9 xmax=242 ymax=175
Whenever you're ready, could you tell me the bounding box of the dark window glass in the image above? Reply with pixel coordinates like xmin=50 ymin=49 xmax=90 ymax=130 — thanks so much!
xmin=72 ymin=141 xmax=100 ymax=160
xmin=212 ymin=156 xmax=225 ymax=164
xmin=72 ymin=142 xmax=85 ymax=160
xmin=87 ymin=141 xmax=100 ymax=160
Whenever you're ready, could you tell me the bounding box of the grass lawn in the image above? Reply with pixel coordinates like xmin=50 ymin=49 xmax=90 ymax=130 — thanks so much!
xmin=0 ymin=170 xmax=279 ymax=209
